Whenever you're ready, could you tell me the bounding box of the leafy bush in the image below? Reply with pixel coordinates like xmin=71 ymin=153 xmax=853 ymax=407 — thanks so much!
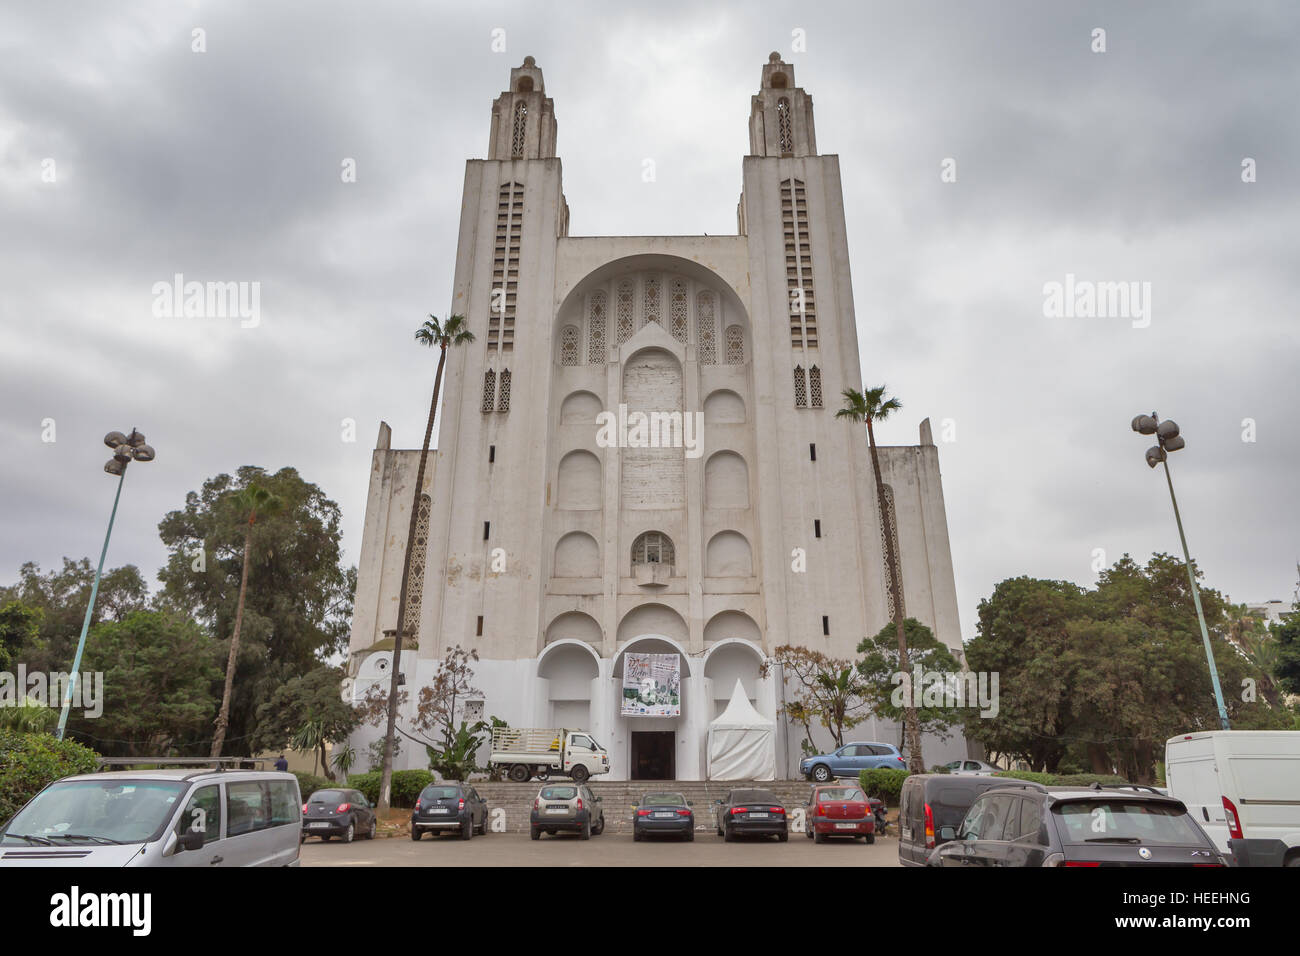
xmin=858 ymin=768 xmax=910 ymax=804
xmin=292 ymin=771 xmax=335 ymax=801
xmin=992 ymin=770 xmax=1056 ymax=786
xmin=928 ymin=764 xmax=951 ymax=774
xmin=1053 ymin=774 xmax=1130 ymax=788
xmin=0 ymin=731 xmax=99 ymax=823
xmin=346 ymin=769 xmax=433 ymax=808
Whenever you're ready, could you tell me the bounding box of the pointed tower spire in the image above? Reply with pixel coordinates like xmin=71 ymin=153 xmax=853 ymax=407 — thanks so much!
xmin=748 ymin=52 xmax=817 ymax=157
xmin=488 ymin=56 xmax=558 ymax=160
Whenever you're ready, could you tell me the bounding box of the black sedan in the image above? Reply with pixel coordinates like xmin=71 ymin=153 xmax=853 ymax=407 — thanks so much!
xmin=633 ymin=791 xmax=695 ymax=842
xmin=411 ymin=783 xmax=489 ymax=840
xmin=715 ymin=788 xmax=789 ymax=842
xmin=302 ymin=788 xmax=377 ymax=843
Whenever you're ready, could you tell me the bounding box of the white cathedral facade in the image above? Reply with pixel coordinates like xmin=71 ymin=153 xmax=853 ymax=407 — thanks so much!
xmin=346 ymin=55 xmax=969 ymax=780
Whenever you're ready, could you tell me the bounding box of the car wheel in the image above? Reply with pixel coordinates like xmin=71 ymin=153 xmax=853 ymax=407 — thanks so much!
xmin=571 ymin=765 xmax=590 ymax=783
xmin=343 ymin=823 xmax=354 ymax=844
xmin=814 ymin=829 xmax=825 ymax=844
xmin=461 ymin=818 xmax=473 ymax=840
xmin=805 ymin=824 xmax=813 ymax=839
xmin=476 ymin=814 xmax=487 ymax=835
xmin=724 ymin=826 xmax=734 ymax=843
xmin=509 ymin=764 xmax=530 ymax=782
xmin=686 ymin=829 xmax=695 ymax=842
xmin=368 ymin=819 xmax=377 ymax=840
xmin=778 ymin=830 xmax=789 ymax=843
xmin=633 ymin=828 xmax=642 ymax=842
xmin=410 ymin=828 xmax=422 ymax=841
xmin=812 ymin=765 xmax=832 ymax=783
xmin=580 ymin=818 xmax=591 ymax=841
xmin=530 ymin=827 xmax=540 ymax=841
xmin=865 ymin=833 xmax=875 ymax=844
xmin=593 ymin=815 xmax=604 ymax=836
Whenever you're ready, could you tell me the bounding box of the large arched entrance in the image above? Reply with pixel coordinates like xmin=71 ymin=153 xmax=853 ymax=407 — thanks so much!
xmin=613 ymin=634 xmax=691 ymax=780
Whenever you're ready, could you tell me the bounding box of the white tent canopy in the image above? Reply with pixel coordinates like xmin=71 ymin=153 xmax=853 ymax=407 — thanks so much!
xmin=707 ymin=679 xmax=776 ymax=780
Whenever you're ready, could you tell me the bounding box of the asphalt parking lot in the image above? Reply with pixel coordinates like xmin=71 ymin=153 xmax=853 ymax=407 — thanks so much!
xmin=301 ymin=829 xmax=901 ymax=867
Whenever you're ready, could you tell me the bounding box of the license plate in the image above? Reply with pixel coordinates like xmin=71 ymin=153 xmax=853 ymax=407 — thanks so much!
xmin=836 ymin=823 xmax=858 ymax=830
xmin=653 ymin=812 xmax=676 ymax=819
xmin=428 ymin=808 xmax=449 ymax=814
xmin=545 ymin=808 xmax=568 ymax=815
xmin=748 ymin=812 xmax=769 ymax=819
xmin=309 ymin=822 xmax=331 ymax=829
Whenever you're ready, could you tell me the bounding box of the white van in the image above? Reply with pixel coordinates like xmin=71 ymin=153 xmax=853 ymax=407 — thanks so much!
xmin=0 ymin=769 xmax=302 ymax=867
xmin=1165 ymin=730 xmax=1300 ymax=867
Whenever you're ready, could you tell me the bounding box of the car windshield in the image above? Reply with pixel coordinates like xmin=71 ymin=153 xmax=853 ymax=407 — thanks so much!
xmin=309 ymin=790 xmax=348 ymax=803
xmin=732 ymin=790 xmax=778 ymax=805
xmin=1 ymin=778 xmax=187 ymax=845
xmin=1053 ymin=800 xmax=1204 ymax=845
xmin=819 ymin=788 xmax=864 ymax=802
xmin=420 ymin=787 xmax=460 ymax=800
xmin=642 ymin=793 xmax=686 ymax=806
xmin=541 ymin=786 xmax=578 ymax=800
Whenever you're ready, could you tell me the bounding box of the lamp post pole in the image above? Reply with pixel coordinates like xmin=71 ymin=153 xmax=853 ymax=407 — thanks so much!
xmin=56 ymin=429 xmax=156 ymax=741
xmin=1131 ymin=412 xmax=1230 ymax=731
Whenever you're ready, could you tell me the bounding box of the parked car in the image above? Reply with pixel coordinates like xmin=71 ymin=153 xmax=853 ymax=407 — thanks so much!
xmin=898 ymin=773 xmax=1046 ymax=866
xmin=410 ymin=783 xmax=489 ymax=841
xmin=302 ymin=788 xmax=376 ymax=843
xmin=529 ymin=783 xmax=605 ymax=840
xmin=805 ymin=784 xmax=875 ymax=844
xmin=800 ymin=742 xmax=906 ymax=782
xmin=927 ymin=784 xmax=1228 ymax=867
xmin=0 ymin=769 xmax=301 ymax=867
xmin=715 ymin=788 xmax=789 ymax=842
xmin=942 ymin=759 xmax=1002 ymax=776
xmin=1166 ymin=730 xmax=1300 ymax=866
xmin=633 ymin=791 xmax=694 ymax=842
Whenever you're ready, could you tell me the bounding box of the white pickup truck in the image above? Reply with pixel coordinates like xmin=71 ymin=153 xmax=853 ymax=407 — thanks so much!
xmin=490 ymin=728 xmax=610 ymax=783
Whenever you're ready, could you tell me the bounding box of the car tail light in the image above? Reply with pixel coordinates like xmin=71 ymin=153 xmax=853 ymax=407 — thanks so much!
xmin=771 ymin=807 xmax=785 ymax=815
xmin=924 ymin=803 xmax=935 ymax=849
xmin=577 ymin=797 xmax=583 ymax=811
xmin=533 ymin=798 xmax=539 ymax=810
xmin=1063 ymin=861 xmax=1101 ymax=867
xmin=336 ymin=803 xmax=351 ymax=813
xmin=677 ymin=809 xmax=691 ymax=817
xmin=458 ymin=798 xmax=465 ymax=810
xmin=301 ymin=804 xmax=308 ymax=814
xmin=731 ymin=807 xmax=744 ymax=815
xmin=1222 ymin=796 xmax=1243 ymax=840
xmin=637 ymin=809 xmax=652 ymax=816
xmin=414 ymin=799 xmax=421 ymax=811
xmin=817 ymin=803 xmax=826 ymax=816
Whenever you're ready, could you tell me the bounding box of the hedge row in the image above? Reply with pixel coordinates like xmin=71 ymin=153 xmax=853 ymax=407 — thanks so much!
xmin=0 ymin=731 xmax=100 ymax=823
xmin=858 ymin=767 xmax=1137 ymax=804
xmin=344 ymin=770 xmax=433 ymax=808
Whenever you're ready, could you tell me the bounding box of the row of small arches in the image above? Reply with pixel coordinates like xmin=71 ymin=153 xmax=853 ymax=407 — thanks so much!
xmin=553 ymin=529 xmax=753 ymax=578
xmin=556 ymin=448 xmax=749 ymax=510
xmin=559 ymin=387 xmax=745 ymax=425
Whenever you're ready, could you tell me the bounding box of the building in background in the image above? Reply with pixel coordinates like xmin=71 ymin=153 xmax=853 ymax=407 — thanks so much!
xmin=346 ymin=55 xmax=968 ymax=779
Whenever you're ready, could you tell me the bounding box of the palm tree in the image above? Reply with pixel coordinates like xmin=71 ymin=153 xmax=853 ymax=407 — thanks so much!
xmin=210 ymin=482 xmax=283 ymax=758
xmin=377 ymin=313 xmax=473 ymax=813
xmin=837 ymin=386 xmax=925 ymax=773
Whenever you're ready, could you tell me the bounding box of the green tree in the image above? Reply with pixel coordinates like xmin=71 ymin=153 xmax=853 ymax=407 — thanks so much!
xmin=836 ymin=385 xmax=925 ymax=772
xmin=857 ymin=617 xmax=964 ymax=744
xmin=0 ymin=599 xmax=43 ymax=671
xmin=157 ymin=466 xmax=354 ymax=755
xmin=765 ymin=645 xmax=874 ymax=749
xmin=378 ymin=314 xmax=473 ymax=814
xmin=65 ymin=610 xmax=223 ymax=757
xmin=251 ymin=664 xmax=361 ymax=776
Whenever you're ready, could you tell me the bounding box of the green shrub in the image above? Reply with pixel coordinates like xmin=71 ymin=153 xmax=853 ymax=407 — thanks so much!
xmin=928 ymin=764 xmax=951 ymax=774
xmin=991 ymin=770 xmax=1057 ymax=786
xmin=858 ymin=768 xmax=910 ymax=804
xmin=1053 ymin=774 xmax=1130 ymax=788
xmin=0 ymin=731 xmax=100 ymax=823
xmin=292 ymin=772 xmax=335 ymax=801
xmin=345 ymin=769 xmax=433 ymax=808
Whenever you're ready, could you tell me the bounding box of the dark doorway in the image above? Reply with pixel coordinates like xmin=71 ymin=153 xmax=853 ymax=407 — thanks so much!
xmin=631 ymin=731 xmax=675 ymax=779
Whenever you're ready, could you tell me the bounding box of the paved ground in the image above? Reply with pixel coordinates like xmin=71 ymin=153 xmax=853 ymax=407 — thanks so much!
xmin=301 ymin=829 xmax=901 ymax=866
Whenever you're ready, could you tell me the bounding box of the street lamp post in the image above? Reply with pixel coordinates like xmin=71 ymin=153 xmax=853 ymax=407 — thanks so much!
xmin=1130 ymin=412 xmax=1230 ymax=731
xmin=56 ymin=429 xmax=156 ymax=740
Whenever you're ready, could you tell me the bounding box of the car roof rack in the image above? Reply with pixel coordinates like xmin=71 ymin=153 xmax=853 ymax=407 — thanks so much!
xmin=95 ymin=756 xmax=273 ymax=773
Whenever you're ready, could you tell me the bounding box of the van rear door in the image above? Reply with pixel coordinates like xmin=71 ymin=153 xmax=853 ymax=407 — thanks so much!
xmin=1166 ymin=735 xmax=1229 ymax=852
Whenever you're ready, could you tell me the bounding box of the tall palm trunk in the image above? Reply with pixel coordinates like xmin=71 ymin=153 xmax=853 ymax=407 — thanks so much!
xmin=378 ymin=345 xmax=448 ymax=813
xmin=211 ymin=516 xmax=254 ymax=758
xmin=866 ymin=418 xmax=924 ymax=773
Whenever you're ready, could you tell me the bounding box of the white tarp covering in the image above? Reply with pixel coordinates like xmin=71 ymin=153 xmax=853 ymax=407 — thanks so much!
xmin=707 ymin=679 xmax=776 ymax=780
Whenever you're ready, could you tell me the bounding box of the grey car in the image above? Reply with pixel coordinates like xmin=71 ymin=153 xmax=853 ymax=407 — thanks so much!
xmin=411 ymin=783 xmax=489 ymax=840
xmin=529 ymin=783 xmax=605 ymax=840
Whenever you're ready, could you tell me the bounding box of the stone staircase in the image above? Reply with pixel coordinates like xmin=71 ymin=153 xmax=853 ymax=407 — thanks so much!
xmin=472 ymin=780 xmax=834 ymax=834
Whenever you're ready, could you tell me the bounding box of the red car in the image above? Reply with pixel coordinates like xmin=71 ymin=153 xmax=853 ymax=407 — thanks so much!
xmin=805 ymin=784 xmax=876 ymax=844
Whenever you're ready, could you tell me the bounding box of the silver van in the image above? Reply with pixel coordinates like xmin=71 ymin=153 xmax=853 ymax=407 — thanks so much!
xmin=0 ymin=769 xmax=302 ymax=867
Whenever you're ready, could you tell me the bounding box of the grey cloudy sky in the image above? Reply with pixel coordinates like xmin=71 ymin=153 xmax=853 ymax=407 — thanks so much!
xmin=2 ymin=1 xmax=1297 ymax=637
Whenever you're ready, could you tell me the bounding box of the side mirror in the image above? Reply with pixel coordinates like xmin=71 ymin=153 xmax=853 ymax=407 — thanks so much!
xmin=937 ymin=826 xmax=956 ymax=841
xmin=177 ymin=829 xmax=205 ymax=853
xmin=687 ymin=801 xmax=693 ymax=807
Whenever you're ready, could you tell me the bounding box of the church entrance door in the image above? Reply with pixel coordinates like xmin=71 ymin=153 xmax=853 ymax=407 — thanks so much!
xmin=630 ymin=731 xmax=675 ymax=779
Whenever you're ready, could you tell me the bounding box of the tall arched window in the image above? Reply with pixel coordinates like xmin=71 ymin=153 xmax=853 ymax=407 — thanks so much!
xmin=616 ymin=279 xmax=635 ymax=345
xmin=403 ymin=494 xmax=432 ymax=638
xmin=793 ymin=366 xmax=807 ymax=407
xmin=669 ymin=278 xmax=688 ymax=343
xmin=879 ymin=484 xmax=904 ymax=619
xmin=560 ymin=325 xmax=580 ymax=366
xmin=632 ymin=531 xmax=675 ymax=568
xmin=587 ymin=290 xmax=607 ymax=364
xmin=696 ymin=291 xmax=716 ymax=364
xmin=497 ymin=369 xmax=511 ymax=412
xmin=777 ymin=97 xmax=793 ymax=154
xmin=725 ymin=325 xmax=744 ymax=365
xmin=511 ymin=102 xmax=528 ymax=157
xmin=642 ymin=275 xmax=661 ymax=326
xmin=809 ymin=365 xmax=823 ymax=407
xmin=481 ymin=369 xmax=496 ymax=413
